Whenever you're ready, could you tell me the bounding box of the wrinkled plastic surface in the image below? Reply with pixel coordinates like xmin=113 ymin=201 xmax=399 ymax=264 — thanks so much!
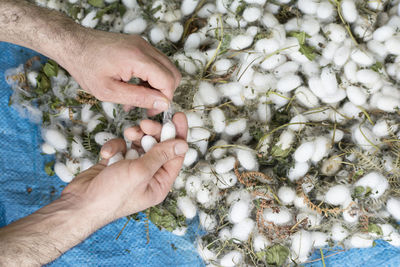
xmin=1 ymin=42 xmax=399 ymax=267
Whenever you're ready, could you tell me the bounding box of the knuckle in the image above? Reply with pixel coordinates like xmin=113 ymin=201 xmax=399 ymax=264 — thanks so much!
xmin=154 ymin=145 xmax=170 ymax=162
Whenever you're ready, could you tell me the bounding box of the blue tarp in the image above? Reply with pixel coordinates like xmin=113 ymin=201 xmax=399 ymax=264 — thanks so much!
xmin=1 ymin=42 xmax=399 ymax=266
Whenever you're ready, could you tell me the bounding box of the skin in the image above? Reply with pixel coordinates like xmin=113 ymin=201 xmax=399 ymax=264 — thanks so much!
xmin=0 ymin=0 xmax=187 ymax=265
xmin=0 ymin=113 xmax=188 ymax=266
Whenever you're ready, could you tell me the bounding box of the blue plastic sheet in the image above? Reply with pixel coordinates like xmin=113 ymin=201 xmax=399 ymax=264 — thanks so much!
xmin=1 ymin=42 xmax=400 ymax=267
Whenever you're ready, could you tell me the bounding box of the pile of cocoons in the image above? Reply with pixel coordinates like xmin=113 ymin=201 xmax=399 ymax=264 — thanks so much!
xmin=5 ymin=0 xmax=400 ymax=265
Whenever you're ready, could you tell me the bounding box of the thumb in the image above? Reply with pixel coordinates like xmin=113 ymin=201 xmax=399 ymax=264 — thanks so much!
xmin=137 ymin=139 xmax=188 ymax=177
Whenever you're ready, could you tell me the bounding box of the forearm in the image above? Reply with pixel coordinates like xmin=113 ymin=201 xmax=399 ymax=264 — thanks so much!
xmin=0 ymin=0 xmax=88 ymax=68
xmin=0 ymin=195 xmax=104 ymax=266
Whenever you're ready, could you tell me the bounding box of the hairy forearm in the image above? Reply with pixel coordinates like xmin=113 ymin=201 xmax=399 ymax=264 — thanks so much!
xmin=0 ymin=0 xmax=88 ymax=68
xmin=0 ymin=196 xmax=102 ymax=266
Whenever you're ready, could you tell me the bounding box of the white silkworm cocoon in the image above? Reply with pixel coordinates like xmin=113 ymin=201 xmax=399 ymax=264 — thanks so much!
xmin=373 ymin=25 xmax=395 ymax=42
xmin=343 ymin=208 xmax=359 ymax=223
xmin=346 ymin=234 xmax=373 ymax=248
xmin=350 ymin=49 xmax=374 ymax=66
xmin=261 ymin=12 xmax=278 ymax=28
xmin=218 ymin=227 xmax=231 ymax=241
xmin=352 ymin=125 xmax=380 ymax=150
xmin=264 ymin=207 xmax=292 ymax=225
xmin=346 ymin=86 xmax=367 ymax=106
xmin=224 ymin=118 xmax=247 ymax=136
xmin=325 ymin=185 xmax=351 ymax=206
xmin=295 ymin=86 xmax=319 ymax=108
xmin=213 ymin=59 xmax=232 ymax=75
xmin=376 ymin=95 xmax=400 ymax=112
xmin=344 ymin=60 xmax=358 ymax=83
xmin=331 ymin=223 xmax=349 ymax=242
xmin=373 ymin=120 xmax=396 ymax=137
xmin=124 ymin=18 xmax=147 ymax=34
xmin=243 ymin=6 xmax=261 ymax=22
xmin=81 ymin=104 xmax=93 ymax=123
xmin=257 ymin=97 xmax=272 ymax=122
xmin=385 ymin=36 xmax=400 ymax=55
xmin=367 ymin=40 xmax=388 ymax=58
xmin=321 ymin=156 xmax=342 ymax=176
xmin=122 ymin=0 xmax=137 ymax=8
xmin=229 ymin=200 xmax=251 ymax=224
xmin=277 ymin=186 xmax=296 ymax=205
xmin=209 ymin=108 xmax=225 ymax=134
xmin=218 ymin=82 xmax=243 ymax=96
xmin=288 ymin=162 xmax=310 ymax=181
xmin=356 ymin=69 xmax=379 ymax=85
xmin=141 ymin=135 xmax=158 ymax=152
xmin=294 ymin=195 xmax=307 ymax=209
xmin=253 ymin=73 xmax=276 ymax=92
xmin=212 ymin=140 xmax=228 ymax=159
xmin=181 ymin=0 xmax=200 ymax=16
xmin=231 ymin=218 xmax=255 ymax=241
xmin=311 ymin=136 xmax=330 ymax=163
xmin=185 ymin=175 xmax=202 ymax=196
xmin=215 ymin=156 xmax=236 ymax=174
xmin=317 ymin=1 xmax=334 ymax=20
xmin=277 ymin=74 xmax=302 ymax=93
xmin=125 ymin=149 xmax=139 ymax=160
xmin=196 ymin=187 xmax=211 ymax=204
xmin=254 ymin=38 xmax=280 ymax=54
xmin=185 ymin=112 xmax=204 ymax=128
xmin=160 ymin=121 xmax=176 ymax=142
xmin=199 ymin=82 xmax=220 ymax=105
xmin=172 ymin=227 xmax=187 ymax=236
xmin=174 ymin=172 xmax=186 ymax=190
xmin=291 ymin=230 xmax=312 ymax=263
xmin=177 ymin=196 xmax=197 ymax=219
xmin=41 ymin=143 xmax=56 ymax=154
xmin=183 ymin=148 xmax=197 ymax=167
xmin=298 ymin=0 xmax=318 ymax=14
xmin=236 ymin=149 xmax=258 ymax=171
xmin=329 ymin=129 xmax=344 ymax=143
xmin=387 ymin=198 xmax=400 ymax=221
xmin=27 ymin=71 xmax=38 ymax=87
xmin=66 ymin=159 xmax=80 ymax=175
xmin=184 ymin=33 xmax=202 ymax=51
xmin=81 ymin=10 xmax=99 ymax=28
xmin=168 ymin=22 xmax=184 ymax=43
xmin=54 ymin=162 xmax=74 ymax=183
xmin=230 ymin=35 xmax=253 ymax=50
xmin=198 ymin=3 xmax=216 ymax=18
xmin=189 ymin=128 xmax=211 ymax=142
xmin=320 ymin=67 xmax=338 ymax=95
xmin=334 ymin=45 xmax=351 ymax=66
xmin=107 ymin=152 xmax=124 ymax=166
xmin=94 ymin=132 xmax=116 ymax=146
xmin=43 ymin=129 xmax=67 ymax=151
xmin=220 ymin=251 xmax=243 ymax=267
xmin=253 ymin=234 xmax=270 ymax=252
xmin=260 ymin=54 xmax=286 ymax=70
xmin=354 ymin=172 xmax=389 ymax=199
xmin=276 ymin=130 xmax=295 ymax=151
xmin=80 ymin=158 xmax=94 ymax=172
xmin=297 ymin=212 xmax=321 ymax=227
xmin=87 ymin=115 xmax=103 ymax=133
xmin=71 ymin=137 xmax=85 ymax=158
xmin=300 ymin=17 xmax=320 ymax=36
xmin=149 ymin=26 xmax=166 ymax=44
xmin=294 ymin=141 xmax=315 ymax=162
xmin=102 ymin=102 xmax=116 ymax=119
xmin=199 ymin=211 xmax=217 ymax=231
xmin=311 ymin=232 xmax=328 ymax=248
xmin=325 ymin=24 xmax=346 ymax=43
xmin=341 ymin=0 xmax=358 ymax=23
xmin=217 ymin=172 xmax=237 ymax=189
xmin=193 ymin=140 xmax=208 ymax=155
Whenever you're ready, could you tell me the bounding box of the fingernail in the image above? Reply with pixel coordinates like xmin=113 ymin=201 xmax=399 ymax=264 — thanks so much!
xmin=101 ymin=145 xmax=112 ymax=158
xmin=153 ymin=99 xmax=169 ymax=111
xmin=174 ymin=142 xmax=188 ymax=155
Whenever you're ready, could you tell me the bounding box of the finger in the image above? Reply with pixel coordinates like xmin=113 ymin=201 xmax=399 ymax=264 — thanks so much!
xmin=133 ymin=57 xmax=176 ymax=101
xmin=100 ymin=138 xmax=127 ymax=159
xmin=136 ymin=139 xmax=188 ymax=178
xmin=124 ymin=126 xmax=144 ymax=147
xmin=140 ymin=119 xmax=162 ymax=140
xmin=148 ymin=51 xmax=182 ymax=93
xmin=172 ymin=112 xmax=188 ymax=140
xmin=102 ymin=80 xmax=170 ymax=112
xmin=147 ymin=108 xmax=162 ymax=117
xmin=123 ymin=105 xmax=134 ymax=112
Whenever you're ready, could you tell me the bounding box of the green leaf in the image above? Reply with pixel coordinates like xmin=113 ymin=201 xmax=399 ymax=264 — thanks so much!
xmin=289 ymin=31 xmax=310 ymax=45
xmin=289 ymin=31 xmax=316 ymax=61
xmin=354 ymin=186 xmax=365 ymax=197
xmin=365 ymin=186 xmax=373 ymax=197
xmin=68 ymin=4 xmax=81 ymax=20
xmin=94 ymin=2 xmax=118 ymax=19
xmin=265 ymin=245 xmax=289 ymax=266
xmin=148 ymin=205 xmax=179 ymax=232
xmin=371 ymin=62 xmax=383 ymax=73
xmin=36 ymin=73 xmax=51 ymax=94
xmin=271 ymin=145 xmax=291 ymax=158
xmin=43 ymin=60 xmax=59 ymax=77
xmin=368 ymin=224 xmax=383 ymax=236
xmin=44 ymin=161 xmax=55 ymax=176
xmin=88 ymin=0 xmax=104 ymax=8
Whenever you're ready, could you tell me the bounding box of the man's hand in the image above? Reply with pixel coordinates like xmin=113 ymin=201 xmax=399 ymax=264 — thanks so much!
xmin=63 ymin=113 xmax=188 ymax=222
xmin=62 ymin=31 xmax=181 ymax=116
xmin=0 ymin=0 xmax=181 ymax=115
xmin=0 ymin=113 xmax=188 ymax=266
